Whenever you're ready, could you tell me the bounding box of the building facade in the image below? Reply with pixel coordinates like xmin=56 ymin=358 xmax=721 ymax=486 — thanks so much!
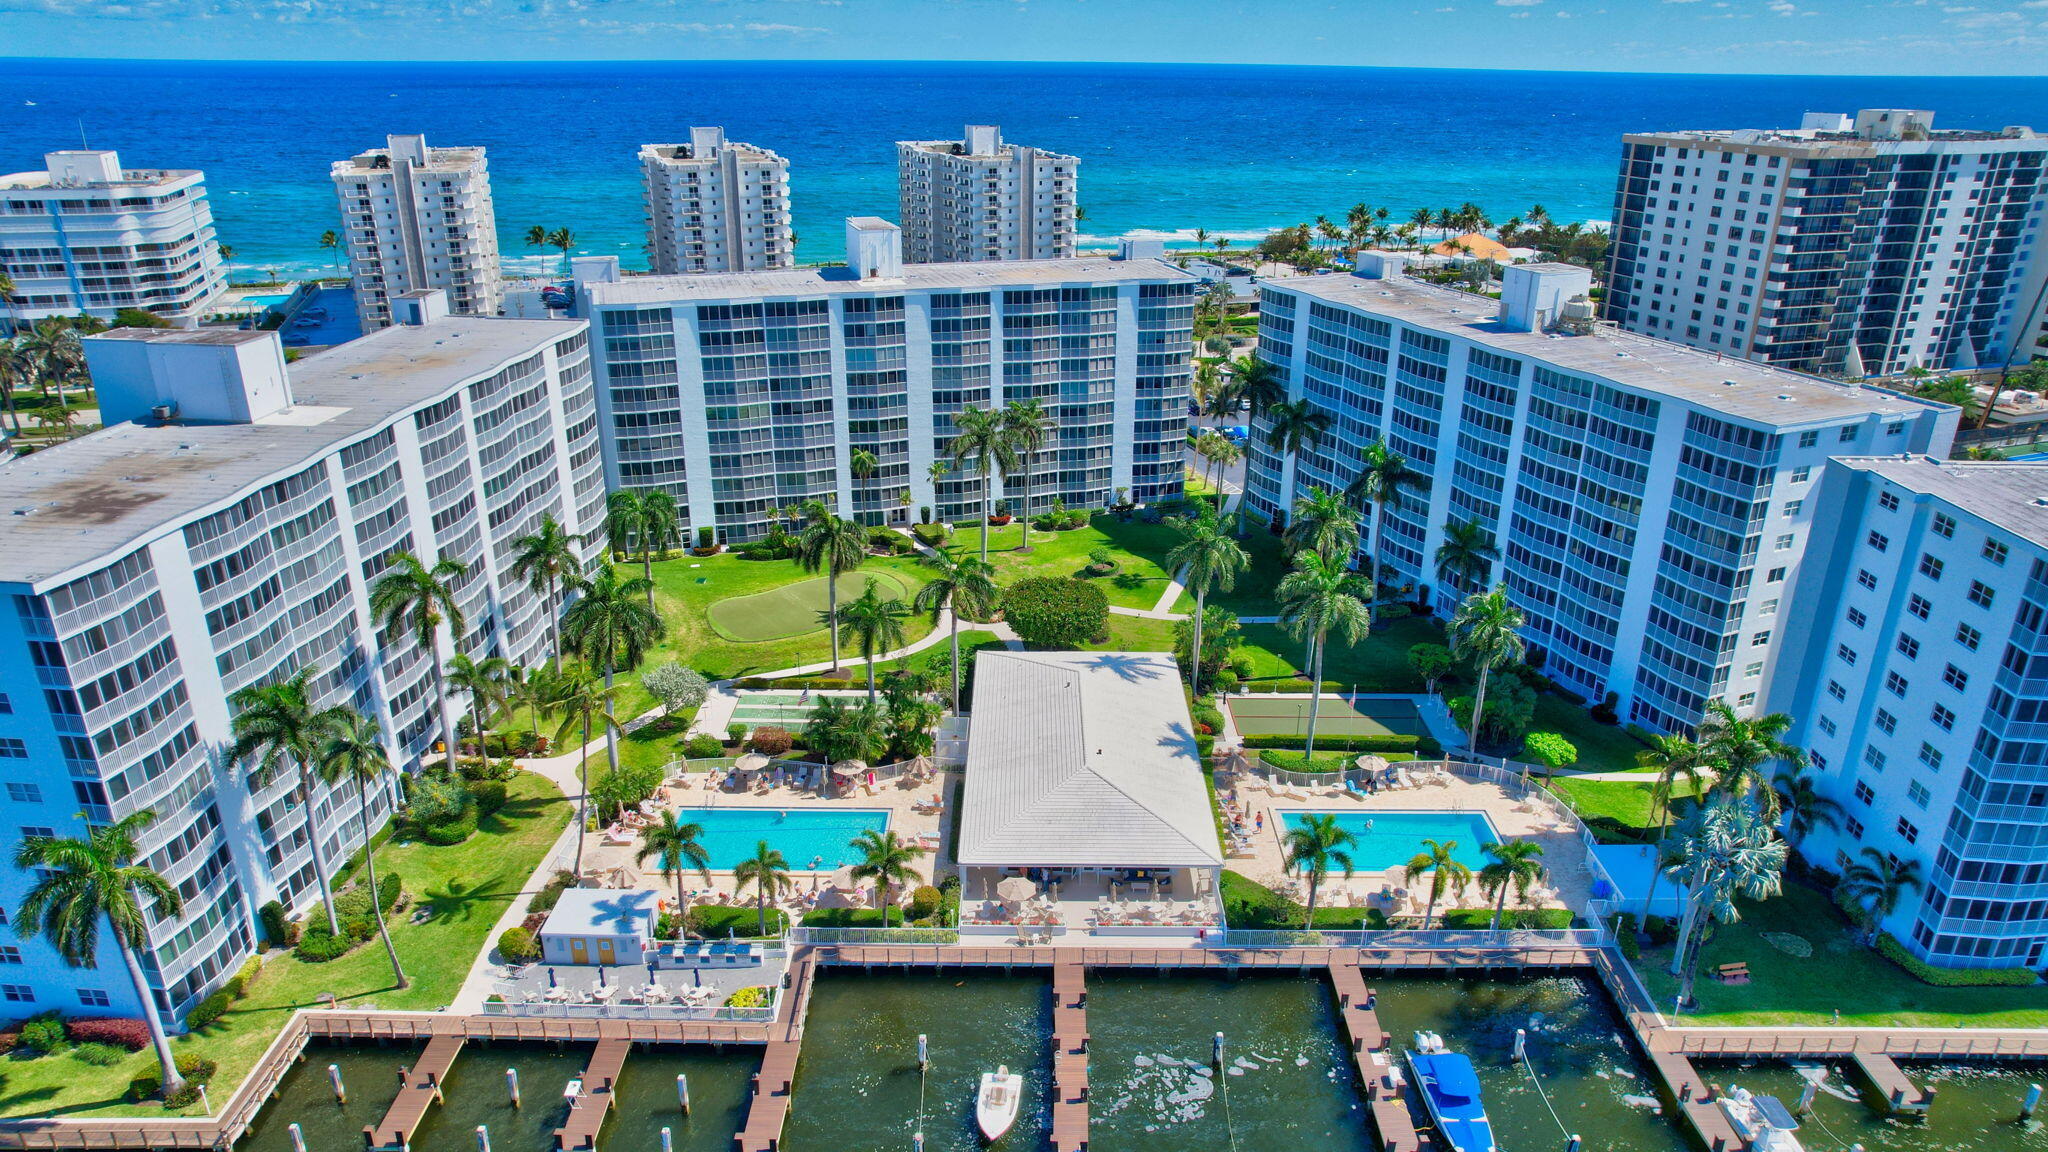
xmin=0 ymin=300 xmax=602 ymax=1028
xmin=332 ymin=135 xmax=505 ymax=330
xmin=1776 ymin=458 xmax=2048 ymax=969
xmin=576 ymin=219 xmax=1192 ymax=543
xmin=1243 ymin=257 xmax=1957 ymax=734
xmin=896 ymin=126 xmax=1078 ymax=264
xmin=1605 ymin=109 xmax=2048 ymax=378
xmin=0 ymin=150 xmax=227 ymax=329
xmin=640 ymin=128 xmax=793 ymax=275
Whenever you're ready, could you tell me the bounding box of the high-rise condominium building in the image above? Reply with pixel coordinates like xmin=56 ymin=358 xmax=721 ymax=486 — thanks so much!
xmin=332 ymin=134 xmax=504 ymax=330
xmin=1605 ymin=109 xmax=2048 ymax=378
xmin=0 ymin=150 xmax=227 ymax=329
xmin=640 ymin=128 xmax=793 ymax=274
xmin=576 ymin=219 xmax=1191 ymax=543
xmin=1244 ymin=256 xmax=1957 ymax=735
xmin=0 ymin=296 xmax=602 ymax=1028
xmin=1775 ymin=457 xmax=2048 ymax=969
xmin=896 ymin=125 xmax=1078 ymax=264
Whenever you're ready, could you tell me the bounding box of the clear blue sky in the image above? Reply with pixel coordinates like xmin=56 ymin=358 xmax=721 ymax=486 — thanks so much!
xmin=2 ymin=0 xmax=2042 ymax=75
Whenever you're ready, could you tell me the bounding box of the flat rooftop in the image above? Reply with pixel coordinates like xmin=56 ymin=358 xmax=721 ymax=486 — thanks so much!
xmin=585 ymin=256 xmax=1195 ymax=306
xmin=1837 ymin=457 xmax=2048 ymax=552
xmin=0 ymin=168 xmax=197 ymax=191
xmin=0 ymin=316 xmax=582 ymax=589
xmin=1266 ymin=272 xmax=1948 ymax=425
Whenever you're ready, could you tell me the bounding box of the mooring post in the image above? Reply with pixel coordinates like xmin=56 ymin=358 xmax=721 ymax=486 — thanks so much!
xmin=2023 ymin=1082 xmax=2043 ymax=1121
xmin=331 ymin=1063 xmax=348 ymax=1104
xmin=289 ymin=1123 xmax=307 ymax=1152
xmin=1513 ymin=1029 xmax=1527 ymax=1061
xmin=1565 ymin=1136 xmax=1581 ymax=1152
xmin=507 ymin=1067 xmax=521 ymax=1109
xmin=660 ymin=1128 xmax=673 ymax=1152
xmin=474 ymin=1126 xmax=491 ymax=1152
xmin=917 ymin=1033 xmax=929 ymax=1070
xmin=1214 ymin=1032 xmax=1226 ymax=1066
xmin=1797 ymin=1080 xmax=1817 ymax=1115
xmin=678 ymin=1072 xmax=691 ymax=1114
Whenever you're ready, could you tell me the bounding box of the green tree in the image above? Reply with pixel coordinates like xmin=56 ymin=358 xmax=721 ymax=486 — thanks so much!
xmin=605 ymin=489 xmax=647 ymax=561
xmin=560 ymin=565 xmax=664 ymax=791
xmin=1002 ymin=398 xmax=1058 ymax=551
xmin=1276 ymin=550 xmax=1372 ymax=756
xmin=793 ymin=500 xmax=868 ymax=671
xmin=849 ymin=829 xmax=927 ymax=928
xmin=912 ymin=545 xmax=1000 ymax=711
xmin=1407 ymin=643 xmax=1454 ymax=694
xmin=229 ymin=669 xmax=342 ymax=934
xmin=316 ymin=709 xmax=407 ymax=988
xmin=509 ymin=513 xmax=586 ymax=670
xmin=1345 ymin=439 xmax=1422 ymax=582
xmin=318 ymin=229 xmax=344 ymax=275
xmin=1285 ymin=485 xmax=1361 ymax=564
xmin=1636 ymin=731 xmax=1715 ymax=920
xmin=1478 ymin=839 xmax=1548 ymax=930
xmin=546 ymin=227 xmax=577 ymax=278
xmin=14 ymin=812 xmax=185 ymax=1094
xmin=1001 ymin=576 xmax=1109 ymax=648
xmin=537 ymin=662 xmax=619 ymax=878
xmin=1404 ymin=838 xmax=1474 ymax=929
xmin=1521 ymin=732 xmax=1577 ymax=775
xmin=1448 ymin=587 xmax=1526 ymax=755
xmin=1838 ymin=846 xmax=1923 ymax=943
xmin=1698 ymin=701 xmax=1806 ymax=816
xmin=802 ymin=696 xmax=892 ymax=765
xmin=1262 ymin=399 xmax=1329 ymax=494
xmin=636 ymin=489 xmax=683 ymax=609
xmin=1665 ymin=796 xmax=1786 ymax=1009
xmin=1772 ymin=769 xmax=1843 ymax=849
xmin=948 ymin=404 xmax=1022 ymax=561
xmin=733 ymin=840 xmax=793 ymax=937
xmin=643 ymin=662 xmax=710 ymax=718
xmin=1165 ymin=511 xmax=1249 ymax=694
xmin=446 ymin=653 xmax=512 ymax=758
xmin=368 ymin=550 xmax=468 ymax=763
xmin=1226 ymin=355 xmax=1287 ymax=418
xmin=834 ymin=579 xmax=911 ymax=701
xmin=1282 ymin=814 xmax=1357 ymax=926
xmin=1174 ymin=604 xmax=1242 ymax=688
xmin=637 ymin=812 xmax=713 ymax=925
xmin=1434 ymin=517 xmax=1499 ymax=596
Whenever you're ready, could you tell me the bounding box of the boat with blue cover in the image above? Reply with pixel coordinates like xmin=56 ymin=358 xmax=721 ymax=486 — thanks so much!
xmin=1404 ymin=1031 xmax=1496 ymax=1152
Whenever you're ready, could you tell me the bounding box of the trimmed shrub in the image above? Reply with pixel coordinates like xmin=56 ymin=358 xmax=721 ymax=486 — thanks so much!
xmin=1189 ymin=702 xmax=1225 ymax=737
xmin=1239 ymin=733 xmax=1442 ymax=755
xmin=294 ymin=927 xmax=355 ymax=963
xmin=128 ymin=1057 xmax=220 ymax=1103
xmin=1521 ymin=732 xmax=1578 ymax=774
xmin=498 ymin=926 xmax=541 ymax=963
xmin=69 ymin=1042 xmax=124 ymax=1066
xmin=177 ymin=1054 xmax=217 ymax=1081
xmin=0 ymin=1029 xmax=18 ymax=1055
xmin=725 ymin=985 xmax=772 ymax=1009
xmin=908 ymin=885 xmax=943 ymax=922
xmin=225 ymin=956 xmax=262 ymax=1000
xmin=1440 ymin=907 xmax=1575 ymax=930
xmin=471 ymin=779 xmax=508 ymax=817
xmin=530 ymin=870 xmax=578 ymax=914
xmin=163 ymin=1083 xmax=203 ymax=1110
xmin=185 ymin=990 xmax=233 ymax=1030
xmin=416 ymin=807 xmax=477 ymax=846
xmin=1000 ymin=577 xmax=1108 ymax=649
xmin=19 ymin=1016 xmax=64 ymax=1053
xmin=1209 ymin=668 xmax=1241 ymax=694
xmin=1612 ymin=912 xmax=1641 ymax=962
xmin=694 ymin=904 xmax=791 ymax=937
xmin=258 ymin=900 xmax=297 ymax=948
xmin=405 ymin=770 xmax=472 ymax=827
xmin=749 ymin=726 xmax=794 ymax=755
xmin=683 ymin=733 xmax=725 ymax=759
xmin=1239 ymin=679 xmax=1344 ymax=695
xmin=66 ymin=1017 xmax=149 ymax=1051
xmin=1876 ymin=933 xmax=2039 ymax=986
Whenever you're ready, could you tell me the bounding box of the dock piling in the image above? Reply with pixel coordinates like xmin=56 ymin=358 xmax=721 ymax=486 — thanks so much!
xmin=679 ymin=1073 xmax=691 ymax=1114
xmin=475 ymin=1126 xmax=490 ymax=1152
xmin=660 ymin=1129 xmax=672 ymax=1152
xmin=507 ymin=1068 xmax=521 ymax=1109
xmin=289 ymin=1123 xmax=306 ymax=1152
xmin=2023 ymin=1082 xmax=2043 ymax=1121
xmin=330 ymin=1063 xmax=347 ymax=1104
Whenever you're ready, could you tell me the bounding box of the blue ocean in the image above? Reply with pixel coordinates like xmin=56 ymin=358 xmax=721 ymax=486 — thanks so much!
xmin=4 ymin=59 xmax=2045 ymax=280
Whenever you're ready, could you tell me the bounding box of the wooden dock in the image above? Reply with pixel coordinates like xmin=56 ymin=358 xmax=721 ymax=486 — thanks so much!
xmin=1851 ymin=1052 xmax=1935 ymax=1115
xmin=363 ymin=1033 xmax=466 ymax=1151
xmin=1051 ymin=956 xmax=1090 ymax=1152
xmin=735 ymin=952 xmax=817 ymax=1152
xmin=1328 ymin=963 xmax=1430 ymax=1152
xmin=552 ymin=1036 xmax=634 ymax=1151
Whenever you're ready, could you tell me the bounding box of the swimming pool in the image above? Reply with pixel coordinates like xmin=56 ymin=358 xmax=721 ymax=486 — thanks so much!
xmin=674 ymin=806 xmax=890 ymax=871
xmin=1278 ymin=810 xmax=1499 ymax=872
xmin=239 ymin=292 xmax=293 ymax=307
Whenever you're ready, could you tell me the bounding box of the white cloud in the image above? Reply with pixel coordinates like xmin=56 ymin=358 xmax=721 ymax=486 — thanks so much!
xmin=1495 ymin=0 xmax=1543 ymax=6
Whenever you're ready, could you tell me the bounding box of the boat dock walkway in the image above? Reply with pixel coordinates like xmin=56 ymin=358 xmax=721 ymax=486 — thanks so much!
xmin=552 ymin=1035 xmax=634 ymax=1151
xmin=1052 ymin=956 xmax=1090 ymax=1152
xmin=363 ymin=1032 xmax=466 ymax=1151
xmin=1850 ymin=1052 xmax=1935 ymax=1115
xmin=1329 ymin=962 xmax=1431 ymax=1152
xmin=735 ymin=952 xmax=816 ymax=1152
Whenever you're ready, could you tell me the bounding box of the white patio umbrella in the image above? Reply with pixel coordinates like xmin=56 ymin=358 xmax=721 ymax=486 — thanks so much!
xmin=1355 ymin=754 xmax=1389 ymax=776
xmin=902 ymin=754 xmax=935 ymax=782
xmin=734 ymin=752 xmax=771 ymax=774
xmin=1222 ymin=747 xmax=1251 ymax=776
xmin=996 ymin=876 xmax=1037 ymax=904
xmin=831 ymin=759 xmax=869 ymax=777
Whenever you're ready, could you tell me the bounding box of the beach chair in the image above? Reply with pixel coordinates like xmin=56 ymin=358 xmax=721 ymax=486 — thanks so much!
xmin=1344 ymin=779 xmax=1368 ymax=799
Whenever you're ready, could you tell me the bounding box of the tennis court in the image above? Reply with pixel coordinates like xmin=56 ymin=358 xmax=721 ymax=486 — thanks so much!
xmin=705 ymin=571 xmax=911 ymax=642
xmin=1225 ymin=694 xmax=1430 ymax=739
xmin=726 ymin=689 xmax=861 ymax=729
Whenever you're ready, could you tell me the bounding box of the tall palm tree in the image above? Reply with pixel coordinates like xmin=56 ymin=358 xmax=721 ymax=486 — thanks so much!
xmin=1228 ymin=355 xmax=1287 ymax=418
xmin=524 ymin=225 xmax=549 ymax=263
xmin=636 ymin=812 xmax=713 ymax=926
xmin=318 ymin=229 xmax=343 ymax=275
xmin=1405 ymin=839 xmax=1474 ymax=929
xmin=545 ymin=227 xmax=577 ymax=279
xmin=1698 ymin=702 xmax=1806 ymax=816
xmin=733 ymin=840 xmax=793 ymax=937
xmin=1637 ymin=732 xmax=1714 ymax=919
xmin=560 ymin=565 xmax=664 ymax=786
xmin=948 ymin=405 xmax=1021 ymax=561
xmin=1276 ymin=550 xmax=1372 ymax=756
xmin=229 ymin=670 xmax=342 ymax=934
xmin=370 ymin=551 xmax=469 ymax=765
xmin=316 ymin=709 xmax=407 ymax=988
xmin=1344 ymin=439 xmax=1421 ymax=582
xmin=1772 ymin=769 xmax=1842 ymax=849
xmin=1281 ymin=814 xmax=1357 ymax=926
xmin=834 ymin=579 xmax=911 ymax=700
xmin=1434 ymin=518 xmax=1498 ymax=596
xmin=0 ymin=337 xmax=35 ymax=434
xmin=802 ymin=696 xmax=892 ymax=765
xmin=1001 ymin=398 xmax=1058 ymax=551
xmin=538 ymin=662 xmax=619 ymax=878
xmin=794 ymin=500 xmax=868 ymax=671
xmin=1838 ymin=847 xmax=1924 ymax=943
xmin=1262 ymin=400 xmax=1329 ymax=502
xmin=1478 ymin=839 xmax=1548 ymax=930
xmin=509 ymin=513 xmax=585 ymax=670
xmin=1665 ymin=796 xmax=1786 ymax=1007
xmin=912 ymin=546 xmax=1000 ymax=711
xmin=15 ymin=813 xmax=184 ymax=1095
xmin=849 ymin=829 xmax=926 ymax=928
xmin=1285 ymin=485 xmax=1361 ymax=564
xmin=445 ymin=653 xmax=512 ymax=758
xmin=605 ymin=490 xmax=647 ymax=562
xmin=848 ymin=447 xmax=879 ymax=519
xmin=1448 ymin=587 xmax=1525 ymax=755
xmin=1165 ymin=511 xmax=1249 ymax=695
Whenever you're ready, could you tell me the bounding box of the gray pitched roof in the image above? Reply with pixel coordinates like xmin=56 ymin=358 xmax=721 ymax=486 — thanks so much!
xmin=541 ymin=888 xmax=658 ymax=939
xmin=958 ymin=651 xmax=1224 ymax=868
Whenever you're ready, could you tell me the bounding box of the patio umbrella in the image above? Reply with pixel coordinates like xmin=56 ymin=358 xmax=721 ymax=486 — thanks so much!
xmin=1355 ymin=754 xmax=1389 ymax=775
xmin=597 ymin=966 xmax=606 ymax=987
xmin=1223 ymin=747 xmax=1251 ymax=776
xmin=734 ymin=752 xmax=771 ymax=774
xmin=547 ymin=967 xmax=557 ymax=988
xmin=903 ymin=754 xmax=935 ymax=781
xmin=997 ymin=876 xmax=1037 ymax=904
xmin=831 ymin=759 xmax=868 ymax=778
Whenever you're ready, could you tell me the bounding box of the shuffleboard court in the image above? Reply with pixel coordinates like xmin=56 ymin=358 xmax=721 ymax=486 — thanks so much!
xmin=1225 ymin=694 xmax=1429 ymax=738
xmin=706 ymin=571 xmax=911 ymax=642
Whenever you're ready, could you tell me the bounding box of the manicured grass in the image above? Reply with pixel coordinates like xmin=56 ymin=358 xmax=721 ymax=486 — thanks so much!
xmin=1547 ymin=776 xmax=1678 ymax=843
xmin=1527 ymin=694 xmax=1652 ymax=775
xmin=1081 ymin=614 xmax=1181 ymax=654
xmin=1172 ymin=522 xmax=1291 ymax=616
xmin=943 ymin=515 xmax=1184 ymax=610
xmin=0 ymin=772 xmax=571 ymax=1119
xmin=705 ymin=571 xmax=912 ymax=642
xmin=1633 ymin=882 xmax=2048 ymax=1028
xmin=1235 ymin=615 xmax=1441 ymax=694
xmin=842 ymin=628 xmax=1009 ymax=685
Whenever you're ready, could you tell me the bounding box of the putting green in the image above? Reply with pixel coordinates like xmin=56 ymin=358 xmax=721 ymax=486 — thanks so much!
xmin=706 ymin=571 xmax=912 ymax=643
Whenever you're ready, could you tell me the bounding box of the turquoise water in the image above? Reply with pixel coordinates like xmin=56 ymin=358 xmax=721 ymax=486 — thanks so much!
xmin=1280 ymin=810 xmax=1499 ymax=871
xmin=674 ymin=806 xmax=889 ymax=871
xmin=239 ymin=292 xmax=292 ymax=307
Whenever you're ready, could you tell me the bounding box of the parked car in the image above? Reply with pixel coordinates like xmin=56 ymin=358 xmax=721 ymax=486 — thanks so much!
xmin=1223 ymin=425 xmax=1249 ymax=443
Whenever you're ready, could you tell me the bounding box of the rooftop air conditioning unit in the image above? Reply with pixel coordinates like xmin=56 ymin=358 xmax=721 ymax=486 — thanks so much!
xmin=150 ymin=402 xmax=178 ymax=422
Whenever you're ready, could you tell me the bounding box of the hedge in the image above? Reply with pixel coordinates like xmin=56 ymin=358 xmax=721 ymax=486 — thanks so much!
xmin=725 ymin=985 xmax=772 ymax=1009
xmin=185 ymin=990 xmax=232 ymax=1030
xmin=470 ymin=779 xmax=508 ymax=817
xmin=1238 ymin=679 xmax=1344 ymax=695
xmin=694 ymin=905 xmax=790 ymax=936
xmin=294 ymin=927 xmax=356 ymax=963
xmin=1259 ymin=748 xmax=1415 ymax=773
xmin=258 ymin=900 xmax=297 ymax=948
xmin=66 ymin=1017 xmax=149 ymax=1050
xmin=1000 ymin=577 xmax=1109 ymax=649
xmin=1877 ymin=933 xmax=2039 ymax=987
xmin=414 ymin=804 xmax=477 ymax=846
xmin=498 ymin=926 xmax=541 ymax=963
xmin=1239 ymin=733 xmax=1442 ymax=755
xmin=1440 ymin=907 xmax=1576 ymax=930
xmin=529 ymin=870 xmax=578 ymax=914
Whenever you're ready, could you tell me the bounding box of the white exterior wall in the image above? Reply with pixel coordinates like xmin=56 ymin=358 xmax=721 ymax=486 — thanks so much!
xmin=332 ymin=137 xmax=504 ymax=329
xmin=896 ymin=128 xmax=1079 ymax=264
xmin=641 ymin=132 xmax=793 ymax=274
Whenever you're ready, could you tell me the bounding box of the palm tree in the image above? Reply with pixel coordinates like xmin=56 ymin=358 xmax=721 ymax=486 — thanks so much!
xmin=1285 ymin=485 xmax=1361 ymax=564
xmin=1344 ymin=439 xmax=1421 ymax=582
xmin=1637 ymin=732 xmax=1714 ymax=919
xmin=849 ymin=829 xmax=926 ymax=928
xmin=15 ymin=813 xmax=185 ymax=1095
xmin=316 ymin=709 xmax=407 ymax=988
xmin=509 ymin=513 xmax=585 ymax=670
xmin=1772 ymin=769 xmax=1842 ymax=849
xmin=318 ymin=229 xmax=343 ymax=275
xmin=1002 ymin=399 xmax=1058 ymax=551
xmin=1699 ymin=702 xmax=1806 ymax=816
xmin=793 ymin=501 xmax=869 ymax=671
xmin=524 ymin=225 xmax=548 ymax=262
xmin=1838 ymin=847 xmax=1924 ymax=943
xmin=538 ymin=662 xmax=619 ymax=877
xmin=912 ymin=546 xmax=1000 ymax=711
xmin=605 ymin=489 xmax=647 ymax=561
xmin=1276 ymin=550 xmax=1372 ymax=756
xmin=1165 ymin=511 xmax=1249 ymax=695
xmin=1478 ymin=839 xmax=1548 ymax=930
xmin=545 ymin=227 xmax=577 ymax=278
xmin=834 ymin=579 xmax=911 ymax=700
xmin=1434 ymin=518 xmax=1498 ymax=596
xmin=848 ymin=446 xmax=879 ymax=506
xmin=229 ymin=670 xmax=342 ymax=935
xmin=638 ymin=490 xmax=683 ymax=610
xmin=369 ymin=551 xmax=469 ymax=764
xmin=445 ymin=653 xmax=512 ymax=758
xmin=1228 ymin=355 xmax=1287 ymax=418
xmin=1262 ymin=400 xmax=1329 ymax=499
xmin=1448 ymin=587 xmax=1525 ymax=755
xmin=636 ymin=812 xmax=713 ymax=927
xmin=1281 ymin=814 xmax=1357 ymax=926
xmin=560 ymin=565 xmax=664 ymax=787
xmin=1665 ymin=796 xmax=1786 ymax=1007
xmin=0 ymin=271 xmax=15 ymax=334
xmin=948 ymin=405 xmax=1021 ymax=561
xmin=1405 ymin=839 xmax=1474 ymax=929
xmin=733 ymin=840 xmax=793 ymax=937
xmin=802 ymin=696 xmax=892 ymax=764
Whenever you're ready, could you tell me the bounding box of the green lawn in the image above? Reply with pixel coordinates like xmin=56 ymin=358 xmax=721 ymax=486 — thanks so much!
xmin=1082 ymin=614 xmax=1181 ymax=654
xmin=841 ymin=628 xmax=1010 ymax=684
xmin=1633 ymin=882 xmax=2048 ymax=1028
xmin=1235 ymin=615 xmax=1441 ymax=693
xmin=0 ymin=771 xmax=571 ymax=1119
xmin=705 ymin=570 xmax=912 ymax=642
xmin=1172 ymin=523 xmax=1290 ymax=616
xmin=943 ymin=515 xmax=1184 ymax=610
xmin=1529 ymin=695 xmax=1653 ymax=775
xmin=1547 ymin=776 xmax=1678 ymax=843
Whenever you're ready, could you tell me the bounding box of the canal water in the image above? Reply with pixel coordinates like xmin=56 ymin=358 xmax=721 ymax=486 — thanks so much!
xmin=602 ymin=1046 xmax=756 ymax=1152
xmin=1702 ymin=1058 xmax=2048 ymax=1152
xmin=237 ymin=1041 xmax=423 ymax=1152
xmin=408 ymin=1043 xmax=586 ymax=1150
xmin=783 ymin=971 xmax=1053 ymax=1151
xmin=1088 ymin=970 xmax=1367 ymax=1150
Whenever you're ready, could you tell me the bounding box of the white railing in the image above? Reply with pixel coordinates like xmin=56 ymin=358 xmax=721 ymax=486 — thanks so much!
xmin=789 ymin=926 xmax=959 ymax=946
xmin=1207 ymin=927 xmax=1609 ymax=950
xmin=480 ymin=1000 xmax=778 ymax=1023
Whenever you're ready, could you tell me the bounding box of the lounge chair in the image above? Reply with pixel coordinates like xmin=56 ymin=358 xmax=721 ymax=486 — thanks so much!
xmin=602 ymin=824 xmax=634 ymax=845
xmin=1395 ymin=767 xmax=1417 ymax=789
xmin=1344 ymin=779 xmax=1368 ymax=799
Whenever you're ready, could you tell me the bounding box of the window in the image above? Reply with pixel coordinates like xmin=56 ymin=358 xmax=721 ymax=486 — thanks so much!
xmin=1768 ymin=567 xmax=1787 ymax=583
xmin=1863 ymin=747 xmax=1887 ymax=771
xmin=1737 ymin=691 xmax=1756 ymax=707
xmin=0 ymin=985 xmax=31 ymax=1003
xmin=1784 ymin=500 xmax=1803 ymax=517
xmin=1845 ymin=816 xmax=1865 ymax=840
xmin=1918 ymin=554 xmax=1944 ymax=580
xmin=1827 ymin=679 xmax=1847 ymax=701
xmin=1956 ymin=623 xmax=1981 ymax=651
xmin=1943 ymin=664 xmax=1969 ymax=691
xmin=1885 ymin=671 xmax=1909 ymax=697
xmin=1751 ymin=631 xmax=1772 ymax=646
xmin=1907 ymin=594 xmax=1932 ymax=620
xmin=1896 ymin=817 xmax=1919 ymax=845
xmin=1857 ymin=570 xmax=1878 ymax=590
xmin=1919 ymin=742 xmax=1944 ymax=771
xmin=1931 ymin=513 xmax=1955 ymax=538
xmin=1847 ymin=607 xmax=1867 ymax=628
xmin=1837 ymin=644 xmax=1859 ymax=666
xmin=1777 ymin=534 xmax=1796 ymax=551
xmin=1798 ymin=431 xmax=1819 ymax=448
xmin=0 ymin=740 xmax=23 ymax=759
xmin=1968 ymin=580 xmax=1995 ymax=608
xmin=1745 ymin=662 xmax=1765 ymax=678
xmin=1908 ymin=781 xmax=1931 ymax=809
xmin=1792 ymin=466 xmax=1811 ymax=482
xmin=1931 ymin=704 xmax=1955 ymax=731
xmin=1839 ymin=426 xmax=1858 ymax=443
xmin=1818 ymin=716 xmax=1838 ymax=736
xmin=1866 ymin=531 xmax=1890 ymax=552
xmin=3 ymin=783 xmax=39 ymax=804
xmin=1878 ymin=491 xmax=1900 ymax=512
xmin=1875 ymin=708 xmax=1897 ymax=734
xmin=1984 ymin=539 xmax=2008 ymax=565
xmin=1761 ymin=598 xmax=1780 ymax=616
xmin=0 ymin=947 xmax=18 ymax=965
xmin=1895 ymin=635 xmax=1920 ymax=660
xmin=1854 ymin=780 xmax=1876 ymax=804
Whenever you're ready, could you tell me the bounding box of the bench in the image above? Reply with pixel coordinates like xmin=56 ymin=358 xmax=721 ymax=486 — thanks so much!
xmin=1715 ymin=962 xmax=1751 ymax=985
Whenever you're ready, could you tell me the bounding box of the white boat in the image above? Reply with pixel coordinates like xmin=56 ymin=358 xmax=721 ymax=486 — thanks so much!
xmin=976 ymin=1064 xmax=1023 ymax=1141
xmin=1716 ymin=1085 xmax=1805 ymax=1152
xmin=1403 ymin=1032 xmax=1496 ymax=1152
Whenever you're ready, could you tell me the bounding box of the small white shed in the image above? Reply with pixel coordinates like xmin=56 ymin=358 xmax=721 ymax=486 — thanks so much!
xmin=539 ymin=888 xmax=659 ymax=966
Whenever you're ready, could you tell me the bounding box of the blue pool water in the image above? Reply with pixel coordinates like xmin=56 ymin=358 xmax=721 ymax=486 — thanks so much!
xmin=240 ymin=292 xmax=292 ymax=307
xmin=676 ymin=807 xmax=891 ymax=871
xmin=1280 ymin=810 xmax=1500 ymax=872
